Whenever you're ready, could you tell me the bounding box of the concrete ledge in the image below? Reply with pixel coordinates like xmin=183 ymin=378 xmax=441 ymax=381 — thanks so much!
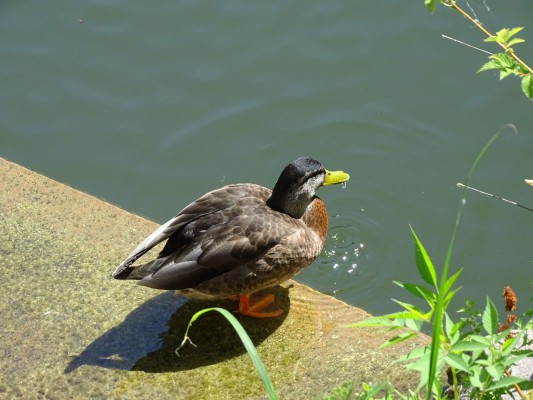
xmin=0 ymin=157 xmax=427 ymax=399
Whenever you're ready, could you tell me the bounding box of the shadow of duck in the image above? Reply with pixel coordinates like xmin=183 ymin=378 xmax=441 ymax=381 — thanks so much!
xmin=65 ymin=286 xmax=289 ymax=373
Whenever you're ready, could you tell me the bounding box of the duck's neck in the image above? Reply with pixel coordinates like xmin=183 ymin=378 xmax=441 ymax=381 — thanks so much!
xmin=266 ymin=191 xmax=313 ymax=219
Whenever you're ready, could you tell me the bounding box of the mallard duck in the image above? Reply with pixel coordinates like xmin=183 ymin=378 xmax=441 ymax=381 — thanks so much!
xmin=112 ymin=157 xmax=349 ymax=317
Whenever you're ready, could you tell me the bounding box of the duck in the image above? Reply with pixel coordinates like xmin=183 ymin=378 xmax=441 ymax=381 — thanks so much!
xmin=112 ymin=157 xmax=349 ymax=317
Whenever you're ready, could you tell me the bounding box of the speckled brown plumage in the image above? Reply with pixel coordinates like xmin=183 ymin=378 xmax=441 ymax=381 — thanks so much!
xmin=112 ymin=157 xmax=349 ymax=316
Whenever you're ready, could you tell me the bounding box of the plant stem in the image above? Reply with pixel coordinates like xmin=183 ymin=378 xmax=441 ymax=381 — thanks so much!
xmin=446 ymin=0 xmax=533 ymax=75
xmin=504 ymin=369 xmax=525 ymax=398
xmin=450 ymin=366 xmax=459 ymax=400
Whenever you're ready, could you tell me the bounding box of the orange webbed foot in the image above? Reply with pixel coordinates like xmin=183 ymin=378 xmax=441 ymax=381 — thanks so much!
xmin=236 ymin=293 xmax=283 ymax=318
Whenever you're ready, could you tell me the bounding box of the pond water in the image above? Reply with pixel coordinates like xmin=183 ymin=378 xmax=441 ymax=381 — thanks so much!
xmin=2 ymin=0 xmax=533 ymax=316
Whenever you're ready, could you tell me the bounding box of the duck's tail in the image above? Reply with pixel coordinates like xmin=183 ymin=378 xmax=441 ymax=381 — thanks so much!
xmin=111 ymin=258 xmax=166 ymax=280
xmin=111 ymin=264 xmax=136 ymax=280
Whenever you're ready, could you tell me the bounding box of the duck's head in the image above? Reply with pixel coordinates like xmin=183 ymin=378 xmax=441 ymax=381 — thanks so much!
xmin=266 ymin=157 xmax=350 ymax=218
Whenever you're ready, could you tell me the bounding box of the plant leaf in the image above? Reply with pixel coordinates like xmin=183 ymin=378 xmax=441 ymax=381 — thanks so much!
xmin=424 ymin=0 xmax=435 ymax=13
xmin=444 ymin=353 xmax=470 ymax=373
xmin=488 ymin=376 xmax=528 ymax=390
xmin=478 ymin=59 xmax=501 ymax=73
xmin=380 ymin=332 xmax=417 ymax=348
xmin=486 ymin=364 xmax=505 ymax=380
xmin=485 ymin=27 xmax=524 ymax=45
xmin=410 ymin=226 xmax=437 ymax=288
xmin=482 ymin=296 xmax=499 ymax=335
xmin=443 ymin=267 xmax=463 ymax=293
xmin=443 ymin=286 xmax=462 ymax=309
xmin=451 ymin=340 xmax=488 ymax=352
xmin=345 ymin=316 xmax=396 ymax=328
xmin=346 ymin=310 xmax=426 ymax=328
xmin=469 ymin=334 xmax=492 ymax=345
xmin=395 ymin=281 xmax=436 ymax=305
xmin=507 ymin=37 xmax=525 ymax=47
xmin=499 ymin=68 xmax=515 ymax=80
xmin=521 ymin=74 xmax=533 ymax=100
xmin=507 ymin=26 xmax=525 ymax=40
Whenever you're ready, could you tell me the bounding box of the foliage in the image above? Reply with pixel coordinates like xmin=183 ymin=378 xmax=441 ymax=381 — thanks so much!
xmin=321 ymin=381 xmax=355 ymax=400
xmin=351 ymin=230 xmax=533 ymax=399
xmin=349 ymin=127 xmax=533 ymax=399
xmin=424 ymin=0 xmax=533 ymax=101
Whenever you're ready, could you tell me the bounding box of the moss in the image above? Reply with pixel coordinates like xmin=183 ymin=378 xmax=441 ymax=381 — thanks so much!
xmin=0 ymin=158 xmax=428 ymax=399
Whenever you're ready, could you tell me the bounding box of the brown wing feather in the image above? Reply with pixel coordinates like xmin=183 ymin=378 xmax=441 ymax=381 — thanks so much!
xmin=114 ymin=184 xmax=296 ymax=288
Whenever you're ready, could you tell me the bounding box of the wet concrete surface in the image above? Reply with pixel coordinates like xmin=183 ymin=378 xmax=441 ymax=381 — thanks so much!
xmin=1 ymin=157 xmax=428 ymax=399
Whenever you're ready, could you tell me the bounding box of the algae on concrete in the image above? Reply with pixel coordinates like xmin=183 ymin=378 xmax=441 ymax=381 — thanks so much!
xmin=0 ymin=157 xmax=427 ymax=399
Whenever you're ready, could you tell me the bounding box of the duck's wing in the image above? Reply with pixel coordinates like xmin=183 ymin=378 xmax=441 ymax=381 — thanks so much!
xmin=134 ymin=208 xmax=298 ymax=290
xmin=111 ymin=184 xmax=270 ymax=278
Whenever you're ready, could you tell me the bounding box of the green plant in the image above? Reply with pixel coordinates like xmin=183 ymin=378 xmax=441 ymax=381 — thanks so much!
xmin=349 ymin=128 xmax=533 ymax=399
xmin=424 ymin=0 xmax=533 ymax=101
xmin=321 ymin=381 xmax=355 ymax=400
xmin=354 ymin=382 xmax=395 ymax=400
xmin=351 ymin=233 xmax=533 ymax=399
xmin=175 ymin=307 xmax=278 ymax=400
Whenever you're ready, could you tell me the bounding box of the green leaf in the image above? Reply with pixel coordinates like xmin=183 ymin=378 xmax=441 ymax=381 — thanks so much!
xmin=443 ymin=286 xmax=462 ymax=308
xmin=451 ymin=340 xmax=488 ymax=352
xmin=486 ymin=364 xmax=504 ymax=380
xmin=347 ymin=310 xmax=426 ymax=328
xmin=391 ymin=299 xmax=428 ymax=318
xmin=380 ymin=332 xmax=417 ymax=348
xmin=424 ymin=0 xmax=435 ymax=13
xmin=443 ymin=267 xmax=463 ymax=293
xmin=444 ymin=312 xmax=454 ymax=339
xmin=503 ymin=353 xmax=533 ymax=369
xmin=507 ymin=26 xmax=525 ymax=38
xmin=346 ymin=316 xmax=396 ymax=328
xmin=488 ymin=376 xmax=528 ymax=390
xmin=470 ymin=373 xmax=483 ymax=388
xmin=410 ymin=226 xmax=437 ymax=288
xmin=478 ymin=59 xmax=501 ymax=73
xmin=521 ymin=74 xmax=533 ymax=100
xmin=404 ymin=352 xmax=433 ymax=372
xmin=494 ymin=53 xmax=516 ymax=69
xmin=482 ymin=296 xmax=499 ymax=335
xmin=499 ymin=68 xmax=515 ymax=80
xmin=444 ymin=353 xmax=470 ymax=373
xmin=382 ymin=310 xmax=428 ymax=320
xmin=507 ymin=37 xmax=525 ymax=47
xmin=475 ymin=359 xmax=492 ymax=367
xmin=500 ymin=330 xmax=523 ymax=356
xmin=394 ymin=281 xmax=436 ymax=304
xmin=469 ymin=334 xmax=492 ymax=345
xmin=485 ymin=27 xmax=525 ymax=45
xmin=404 ymin=318 xmax=424 ymax=331
xmin=395 ymin=345 xmax=430 ymax=363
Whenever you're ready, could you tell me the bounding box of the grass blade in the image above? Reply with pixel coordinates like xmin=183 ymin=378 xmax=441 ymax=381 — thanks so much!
xmin=176 ymin=307 xmax=278 ymax=400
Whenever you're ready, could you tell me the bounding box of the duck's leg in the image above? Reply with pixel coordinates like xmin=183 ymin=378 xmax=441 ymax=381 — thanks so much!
xmin=237 ymin=293 xmax=283 ymax=318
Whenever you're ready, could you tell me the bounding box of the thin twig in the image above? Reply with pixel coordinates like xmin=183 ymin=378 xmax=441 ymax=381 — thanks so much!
xmin=504 ymin=369 xmax=525 ymax=398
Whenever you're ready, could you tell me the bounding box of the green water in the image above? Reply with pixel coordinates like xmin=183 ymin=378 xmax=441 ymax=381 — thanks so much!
xmin=2 ymin=0 xmax=533 ymax=316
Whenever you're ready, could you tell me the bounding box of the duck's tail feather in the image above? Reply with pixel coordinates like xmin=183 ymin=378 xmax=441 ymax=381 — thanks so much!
xmin=111 ymin=258 xmax=166 ymax=280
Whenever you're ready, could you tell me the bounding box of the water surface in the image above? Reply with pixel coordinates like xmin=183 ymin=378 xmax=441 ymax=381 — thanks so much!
xmin=2 ymin=0 xmax=533 ymax=315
